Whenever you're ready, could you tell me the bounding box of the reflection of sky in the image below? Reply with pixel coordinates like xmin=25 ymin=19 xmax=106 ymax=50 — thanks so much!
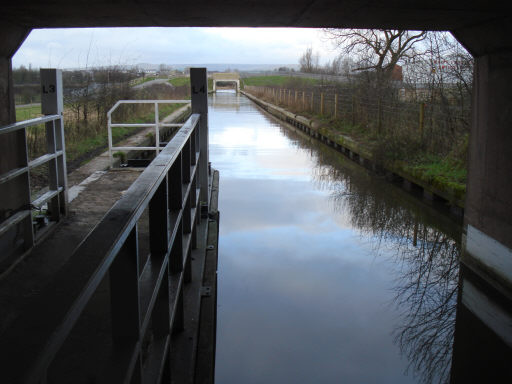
xmin=210 ymin=92 xmax=416 ymax=383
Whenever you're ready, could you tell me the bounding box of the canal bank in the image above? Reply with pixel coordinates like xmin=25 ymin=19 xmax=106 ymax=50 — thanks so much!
xmin=241 ymin=91 xmax=464 ymax=219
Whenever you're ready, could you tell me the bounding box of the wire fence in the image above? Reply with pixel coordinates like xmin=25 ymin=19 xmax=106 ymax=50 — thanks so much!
xmin=245 ymin=85 xmax=471 ymax=160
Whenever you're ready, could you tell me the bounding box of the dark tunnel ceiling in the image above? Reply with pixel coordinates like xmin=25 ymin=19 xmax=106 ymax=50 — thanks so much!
xmin=1 ymin=1 xmax=511 ymax=57
xmin=1 ymin=0 xmax=509 ymax=31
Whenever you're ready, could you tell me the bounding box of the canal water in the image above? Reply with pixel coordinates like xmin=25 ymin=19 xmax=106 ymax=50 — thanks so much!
xmin=209 ymin=91 xmax=461 ymax=383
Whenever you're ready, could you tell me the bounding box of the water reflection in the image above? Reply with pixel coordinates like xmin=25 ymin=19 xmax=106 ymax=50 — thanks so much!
xmin=211 ymin=90 xmax=242 ymax=111
xmin=210 ymin=92 xmax=510 ymax=384
xmin=284 ymin=128 xmax=461 ymax=383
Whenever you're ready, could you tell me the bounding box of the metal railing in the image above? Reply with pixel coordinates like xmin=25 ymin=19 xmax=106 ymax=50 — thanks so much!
xmin=107 ymin=99 xmax=191 ymax=168
xmin=2 ymin=111 xmax=208 ymax=383
xmin=0 ymin=69 xmax=68 ymax=275
xmin=0 ymin=113 xmax=67 ymax=268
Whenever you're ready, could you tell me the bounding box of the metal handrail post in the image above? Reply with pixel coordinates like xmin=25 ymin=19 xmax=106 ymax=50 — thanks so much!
xmin=108 ymin=114 xmax=113 ymax=168
xmin=154 ymin=102 xmax=160 ymax=155
xmin=41 ymin=69 xmax=68 ymax=216
xmin=190 ymin=68 xmax=209 ymax=210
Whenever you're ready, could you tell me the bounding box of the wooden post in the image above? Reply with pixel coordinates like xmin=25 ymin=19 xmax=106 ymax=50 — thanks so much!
xmin=311 ymin=92 xmax=314 ymax=112
xmin=352 ymin=94 xmax=356 ymax=125
xmin=190 ymin=68 xmax=209 ymax=207
xmin=334 ymin=94 xmax=338 ymax=119
xmin=288 ymin=89 xmax=291 ymax=105
xmin=419 ymin=102 xmax=425 ymax=139
xmin=320 ymin=93 xmax=324 ymax=115
xmin=302 ymin=91 xmax=305 ymax=111
xmin=295 ymin=90 xmax=298 ymax=105
xmin=377 ymin=98 xmax=382 ymax=134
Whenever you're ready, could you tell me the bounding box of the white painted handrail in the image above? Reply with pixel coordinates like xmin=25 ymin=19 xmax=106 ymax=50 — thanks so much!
xmin=107 ymin=99 xmax=191 ymax=168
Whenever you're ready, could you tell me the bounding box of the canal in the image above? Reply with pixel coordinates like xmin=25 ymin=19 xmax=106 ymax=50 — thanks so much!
xmin=209 ymin=91 xmax=461 ymax=383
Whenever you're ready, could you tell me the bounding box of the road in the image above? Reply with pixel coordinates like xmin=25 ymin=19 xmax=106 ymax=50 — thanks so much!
xmin=132 ymin=78 xmax=175 ymax=90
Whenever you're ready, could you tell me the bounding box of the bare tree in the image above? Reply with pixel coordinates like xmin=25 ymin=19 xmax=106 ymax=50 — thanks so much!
xmin=323 ymin=29 xmax=427 ymax=83
xmin=299 ymin=47 xmax=320 ymax=73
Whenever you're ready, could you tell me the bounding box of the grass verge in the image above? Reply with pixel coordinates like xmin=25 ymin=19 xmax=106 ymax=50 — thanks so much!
xmin=16 ymin=105 xmax=41 ymax=121
xmin=243 ymin=75 xmax=322 ymax=88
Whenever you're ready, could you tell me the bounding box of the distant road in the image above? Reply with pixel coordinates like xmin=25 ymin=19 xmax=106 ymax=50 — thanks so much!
xmin=132 ymin=78 xmax=174 ymax=90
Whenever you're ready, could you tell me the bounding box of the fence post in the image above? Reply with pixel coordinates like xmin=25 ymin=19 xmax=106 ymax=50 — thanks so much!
xmin=190 ymin=68 xmax=209 ymax=209
xmin=419 ymin=102 xmax=425 ymax=138
xmin=334 ymin=94 xmax=338 ymax=119
xmin=288 ymin=89 xmax=291 ymax=105
xmin=302 ymin=91 xmax=305 ymax=111
xmin=311 ymin=92 xmax=314 ymax=112
xmin=377 ymin=98 xmax=382 ymax=135
xmin=320 ymin=93 xmax=324 ymax=115
xmin=352 ymin=94 xmax=356 ymax=125
xmin=295 ymin=90 xmax=298 ymax=105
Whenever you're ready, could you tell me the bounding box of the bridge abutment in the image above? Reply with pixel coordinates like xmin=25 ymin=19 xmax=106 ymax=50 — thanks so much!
xmin=455 ymin=24 xmax=512 ymax=296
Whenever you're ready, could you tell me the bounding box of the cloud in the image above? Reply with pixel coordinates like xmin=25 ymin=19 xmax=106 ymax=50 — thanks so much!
xmin=13 ymin=27 xmax=339 ymax=69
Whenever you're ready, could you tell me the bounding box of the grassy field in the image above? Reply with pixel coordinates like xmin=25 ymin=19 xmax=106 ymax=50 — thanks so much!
xmin=16 ymin=105 xmax=41 ymax=121
xmin=168 ymin=77 xmax=190 ymax=87
xmin=242 ymin=75 xmax=321 ymax=88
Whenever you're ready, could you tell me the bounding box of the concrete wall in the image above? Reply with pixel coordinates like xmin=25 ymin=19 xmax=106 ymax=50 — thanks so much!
xmin=461 ymin=51 xmax=512 ymax=293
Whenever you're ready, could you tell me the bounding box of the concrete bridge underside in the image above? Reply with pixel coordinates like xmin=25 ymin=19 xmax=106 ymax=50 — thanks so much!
xmin=1 ymin=0 xmax=511 ymax=381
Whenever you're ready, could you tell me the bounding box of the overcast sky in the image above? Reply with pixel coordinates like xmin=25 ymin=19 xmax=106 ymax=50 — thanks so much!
xmin=13 ymin=27 xmax=339 ymax=69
